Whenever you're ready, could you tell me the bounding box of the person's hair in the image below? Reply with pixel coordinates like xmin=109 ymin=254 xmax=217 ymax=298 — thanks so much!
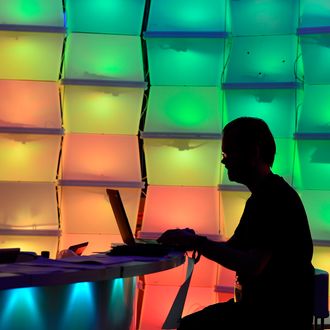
xmin=222 ymin=117 xmax=276 ymax=167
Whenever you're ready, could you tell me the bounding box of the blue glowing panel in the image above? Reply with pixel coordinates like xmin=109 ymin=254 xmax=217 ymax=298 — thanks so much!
xmin=300 ymin=34 xmax=330 ymax=84
xmin=223 ymin=88 xmax=297 ymax=138
xmin=225 ymin=35 xmax=298 ymax=83
xmin=297 ymin=84 xmax=330 ymax=133
xmin=147 ymin=0 xmax=227 ymax=32
xmin=65 ymin=0 xmax=146 ymax=35
xmin=144 ymin=86 xmax=222 ymax=134
xmin=230 ymin=0 xmax=299 ymax=36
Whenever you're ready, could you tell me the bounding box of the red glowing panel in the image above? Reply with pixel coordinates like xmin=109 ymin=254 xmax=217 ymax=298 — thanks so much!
xmin=141 ymin=185 xmax=221 ymax=236
xmin=60 ymin=134 xmax=141 ymax=182
xmin=0 ymin=80 xmax=61 ymax=128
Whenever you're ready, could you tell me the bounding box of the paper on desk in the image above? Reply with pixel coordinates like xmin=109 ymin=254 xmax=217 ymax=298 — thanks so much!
xmin=162 ymin=256 xmax=195 ymax=329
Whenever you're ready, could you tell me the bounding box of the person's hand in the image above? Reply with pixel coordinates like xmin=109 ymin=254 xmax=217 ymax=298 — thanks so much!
xmin=157 ymin=228 xmax=197 ymax=251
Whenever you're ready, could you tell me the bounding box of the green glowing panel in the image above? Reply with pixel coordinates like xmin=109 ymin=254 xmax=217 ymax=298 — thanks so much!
xmin=147 ymin=0 xmax=227 ymax=32
xmin=221 ymin=138 xmax=294 ymax=186
xmin=146 ymin=38 xmax=226 ymax=85
xmin=144 ymin=86 xmax=222 ymax=134
xmin=225 ymin=35 xmax=297 ymax=83
xmin=143 ymin=138 xmax=221 ymax=186
xmin=0 ymin=31 xmax=65 ymax=81
xmin=293 ymin=140 xmax=330 ymax=190
xmin=0 ymin=0 xmax=64 ymax=26
xmin=223 ymin=89 xmax=297 ymax=138
xmin=298 ymin=85 xmax=330 ymax=133
xmin=65 ymin=0 xmax=145 ymax=35
xmin=62 ymin=85 xmax=144 ymax=134
xmin=300 ymin=34 xmax=330 ymax=84
xmin=63 ymin=33 xmax=144 ymax=82
xmin=300 ymin=0 xmax=330 ymax=27
xmin=0 ymin=182 xmax=58 ymax=231
xmin=230 ymin=0 xmax=298 ymax=36
xmin=299 ymin=190 xmax=330 ymax=240
xmin=0 ymin=134 xmax=61 ymax=182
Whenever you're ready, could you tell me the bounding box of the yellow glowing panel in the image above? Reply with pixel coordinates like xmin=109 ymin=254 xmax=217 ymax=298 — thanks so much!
xmin=0 ymin=31 xmax=64 ymax=81
xmin=0 ymin=235 xmax=59 ymax=259
xmin=59 ymin=233 xmax=122 ymax=256
xmin=0 ymin=182 xmax=58 ymax=231
xmin=0 ymin=134 xmax=61 ymax=181
xmin=220 ymin=191 xmax=250 ymax=240
xmin=0 ymin=80 xmax=61 ymax=128
xmin=62 ymin=85 xmax=144 ymax=134
xmin=143 ymin=138 xmax=221 ymax=186
xmin=140 ymin=285 xmax=217 ymax=330
xmin=141 ymin=186 xmax=220 ymax=236
xmin=59 ymin=186 xmax=141 ymax=235
xmin=313 ymin=246 xmax=330 ymax=285
xmin=60 ymin=134 xmax=141 ymax=182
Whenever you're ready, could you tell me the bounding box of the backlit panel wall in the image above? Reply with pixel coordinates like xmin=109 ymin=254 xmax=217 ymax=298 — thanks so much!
xmin=0 ymin=0 xmax=65 ymax=257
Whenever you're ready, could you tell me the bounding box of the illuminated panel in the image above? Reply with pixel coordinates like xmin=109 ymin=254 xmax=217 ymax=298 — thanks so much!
xmin=300 ymin=34 xmax=330 ymax=84
xmin=0 ymin=182 xmax=58 ymax=231
xmin=312 ymin=246 xmax=330 ymax=283
xmin=225 ymin=35 xmax=298 ymax=83
xmin=293 ymin=140 xmax=330 ymax=190
xmin=0 ymin=80 xmax=61 ymax=129
xmin=60 ymin=134 xmax=141 ymax=182
xmin=217 ymin=266 xmax=236 ymax=293
xmin=62 ymin=85 xmax=144 ymax=134
xmin=0 ymin=31 xmax=64 ymax=81
xmin=297 ymin=85 xmax=330 ymax=133
xmin=139 ymin=285 xmax=217 ymax=330
xmin=145 ymin=37 xmax=226 ymax=85
xmin=220 ymin=190 xmax=250 ymax=239
xmin=300 ymin=0 xmax=330 ymax=27
xmin=141 ymin=186 xmax=220 ymax=235
xmin=144 ymin=86 xmax=222 ymax=134
xmin=59 ymin=186 xmax=140 ymax=235
xmin=65 ymin=0 xmax=145 ymax=35
xmin=221 ymin=138 xmax=295 ymax=186
xmin=299 ymin=190 xmax=330 ymax=240
xmin=223 ymin=88 xmax=297 ymax=138
xmin=230 ymin=0 xmax=298 ymax=36
xmin=147 ymin=0 xmax=227 ymax=32
xmin=0 ymin=0 xmax=64 ymax=26
xmin=0 ymin=235 xmax=59 ymax=259
xmin=0 ymin=134 xmax=61 ymax=182
xmin=143 ymin=138 xmax=220 ymax=186
xmin=145 ymin=256 xmax=218 ymax=287
xmin=62 ymin=33 xmax=144 ymax=82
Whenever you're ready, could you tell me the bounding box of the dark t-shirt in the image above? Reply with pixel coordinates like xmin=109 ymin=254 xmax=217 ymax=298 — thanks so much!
xmin=227 ymin=173 xmax=314 ymax=323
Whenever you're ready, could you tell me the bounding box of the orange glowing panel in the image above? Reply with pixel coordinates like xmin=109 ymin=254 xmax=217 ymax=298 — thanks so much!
xmin=0 ymin=133 xmax=61 ymax=181
xmin=143 ymin=138 xmax=221 ymax=186
xmin=60 ymin=134 xmax=141 ymax=182
xmin=62 ymin=85 xmax=144 ymax=134
xmin=220 ymin=190 xmax=250 ymax=240
xmin=59 ymin=186 xmax=141 ymax=235
xmin=0 ymin=235 xmax=59 ymax=259
xmin=0 ymin=31 xmax=64 ymax=81
xmin=140 ymin=185 xmax=221 ymax=237
xmin=217 ymin=266 xmax=236 ymax=291
xmin=0 ymin=182 xmax=58 ymax=231
xmin=0 ymin=80 xmax=61 ymax=128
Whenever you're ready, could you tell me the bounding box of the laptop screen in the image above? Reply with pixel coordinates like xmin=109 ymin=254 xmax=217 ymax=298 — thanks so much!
xmin=106 ymin=189 xmax=136 ymax=246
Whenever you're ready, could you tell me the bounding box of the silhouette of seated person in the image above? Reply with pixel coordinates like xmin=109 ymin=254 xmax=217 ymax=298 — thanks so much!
xmin=158 ymin=117 xmax=314 ymax=330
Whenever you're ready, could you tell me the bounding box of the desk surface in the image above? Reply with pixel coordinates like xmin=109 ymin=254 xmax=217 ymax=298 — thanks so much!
xmin=0 ymin=252 xmax=185 ymax=290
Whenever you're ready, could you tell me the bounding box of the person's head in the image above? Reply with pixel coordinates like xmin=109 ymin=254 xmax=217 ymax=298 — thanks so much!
xmin=221 ymin=117 xmax=276 ymax=186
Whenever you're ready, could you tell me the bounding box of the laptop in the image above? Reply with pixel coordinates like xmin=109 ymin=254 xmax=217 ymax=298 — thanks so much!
xmin=106 ymin=189 xmax=174 ymax=257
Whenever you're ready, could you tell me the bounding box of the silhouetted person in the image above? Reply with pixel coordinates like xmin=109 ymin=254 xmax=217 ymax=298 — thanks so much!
xmin=158 ymin=117 xmax=314 ymax=330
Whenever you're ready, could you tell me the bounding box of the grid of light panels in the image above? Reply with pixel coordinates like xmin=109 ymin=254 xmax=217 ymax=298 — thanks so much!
xmin=0 ymin=0 xmax=329 ymax=328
